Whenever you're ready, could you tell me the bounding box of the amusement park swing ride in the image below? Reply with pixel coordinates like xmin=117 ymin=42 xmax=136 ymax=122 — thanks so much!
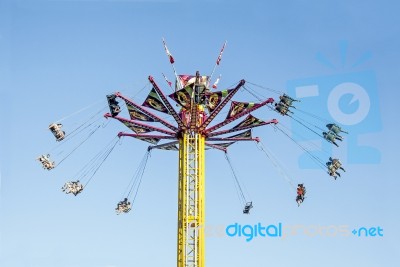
xmin=37 ymin=40 xmax=348 ymax=267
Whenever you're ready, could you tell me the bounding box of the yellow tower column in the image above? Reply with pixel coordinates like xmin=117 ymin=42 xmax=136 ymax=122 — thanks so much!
xmin=177 ymin=131 xmax=205 ymax=267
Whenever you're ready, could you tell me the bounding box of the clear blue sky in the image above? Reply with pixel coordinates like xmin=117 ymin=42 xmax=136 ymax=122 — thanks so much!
xmin=1 ymin=0 xmax=399 ymax=266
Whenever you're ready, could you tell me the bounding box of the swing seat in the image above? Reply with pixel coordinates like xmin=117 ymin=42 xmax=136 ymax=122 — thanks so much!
xmin=243 ymin=201 xmax=253 ymax=214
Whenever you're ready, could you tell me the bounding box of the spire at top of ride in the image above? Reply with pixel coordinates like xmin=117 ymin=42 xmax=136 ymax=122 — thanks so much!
xmin=162 ymin=38 xmax=227 ymax=92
